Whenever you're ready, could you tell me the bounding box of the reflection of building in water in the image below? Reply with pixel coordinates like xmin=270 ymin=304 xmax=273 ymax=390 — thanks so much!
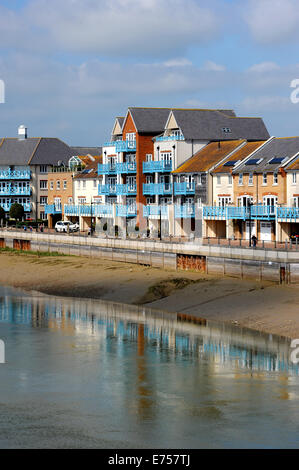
xmin=0 ymin=292 xmax=298 ymax=376
xmin=136 ymin=324 xmax=155 ymax=420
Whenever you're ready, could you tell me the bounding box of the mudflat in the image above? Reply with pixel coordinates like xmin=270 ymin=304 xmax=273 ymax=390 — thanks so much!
xmin=0 ymin=251 xmax=299 ymax=338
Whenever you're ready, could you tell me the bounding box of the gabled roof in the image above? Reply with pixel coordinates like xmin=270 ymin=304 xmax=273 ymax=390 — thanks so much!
xmin=213 ymin=141 xmax=266 ymax=173
xmin=70 ymin=146 xmax=102 ymax=157
xmin=128 ymin=107 xmax=171 ymax=134
xmin=233 ymin=137 xmax=299 ymax=173
xmin=0 ymin=137 xmax=74 ymax=166
xmin=74 ymin=156 xmax=102 ymax=180
xmin=169 ymin=109 xmax=270 ymax=141
xmin=172 ymin=140 xmax=246 ymax=174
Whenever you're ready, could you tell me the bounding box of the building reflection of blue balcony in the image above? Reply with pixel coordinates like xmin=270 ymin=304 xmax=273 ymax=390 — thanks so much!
xmin=175 ymin=204 xmax=195 ymax=218
xmin=156 ymin=135 xmax=184 ymax=142
xmin=115 ymin=140 xmax=136 ymax=153
xmin=44 ymin=204 xmax=62 ymax=215
xmin=115 ymin=162 xmax=136 ymax=174
xmin=116 ymin=204 xmax=137 ymax=217
xmin=143 ymin=183 xmax=172 ymax=196
xmin=143 ymin=160 xmax=173 ymax=173
xmin=98 ymin=163 xmax=117 ymax=175
xmin=143 ymin=205 xmax=169 ymax=218
xmin=0 ymin=169 xmax=31 ymax=180
xmin=98 ymin=183 xmax=137 ymax=196
xmin=174 ymin=182 xmax=195 ymax=195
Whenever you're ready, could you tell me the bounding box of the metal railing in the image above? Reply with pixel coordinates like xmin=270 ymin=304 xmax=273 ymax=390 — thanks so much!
xmin=143 ymin=160 xmax=173 ymax=173
xmin=143 ymin=182 xmax=173 ymax=195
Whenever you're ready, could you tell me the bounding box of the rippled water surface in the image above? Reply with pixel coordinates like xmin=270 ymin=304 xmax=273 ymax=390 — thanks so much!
xmin=0 ymin=285 xmax=299 ymax=449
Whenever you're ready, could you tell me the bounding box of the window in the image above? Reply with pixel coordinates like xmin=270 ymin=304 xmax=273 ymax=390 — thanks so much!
xmin=77 ymin=180 xmax=81 ymax=189
xmin=146 ymin=154 xmax=152 ymax=161
xmin=40 ymin=180 xmax=48 ymax=190
xmin=63 ymin=180 xmax=67 ymax=190
xmin=56 ymin=180 xmax=60 ymax=190
xmin=218 ymin=196 xmax=232 ymax=207
xmin=248 ymin=173 xmax=253 ymax=185
xmin=82 ymin=180 xmax=86 ymax=189
xmin=146 ymin=175 xmax=153 ymax=184
xmin=228 ymin=175 xmax=232 ymax=185
xmin=78 ymin=197 xmax=86 ymax=204
xmin=263 ymin=173 xmax=267 ymax=185
xmin=293 ymin=173 xmax=297 ymax=184
xmin=238 ymin=174 xmax=243 ymax=185
xmin=222 ymin=127 xmax=231 ymax=134
xmin=40 ymin=211 xmax=46 ymax=220
xmin=39 ymin=165 xmax=48 ymax=174
xmin=68 ymin=197 xmax=73 ymax=204
xmin=293 ymin=197 xmax=299 ymax=207
xmin=273 ymin=172 xmax=278 ymax=185
xmin=50 ymin=181 xmax=54 ymax=190
xmin=126 ymin=132 xmax=136 ymax=141
xmin=93 ymin=179 xmax=97 ymax=188
xmin=217 ymin=175 xmax=221 ymax=185
xmin=40 ymin=196 xmax=47 ymax=206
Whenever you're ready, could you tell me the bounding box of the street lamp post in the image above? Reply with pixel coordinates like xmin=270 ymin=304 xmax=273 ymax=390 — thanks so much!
xmin=248 ymin=201 xmax=252 ymax=247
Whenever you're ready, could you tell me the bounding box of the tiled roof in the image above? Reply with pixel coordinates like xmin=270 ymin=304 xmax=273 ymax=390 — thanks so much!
xmin=170 ymin=109 xmax=270 ymax=141
xmin=0 ymin=137 xmax=74 ymax=166
xmin=128 ymin=107 xmax=171 ymax=134
xmin=74 ymin=156 xmax=102 ymax=179
xmin=172 ymin=140 xmax=245 ymax=174
xmin=70 ymin=146 xmax=102 ymax=157
xmin=213 ymin=141 xmax=266 ymax=173
xmin=233 ymin=137 xmax=299 ymax=173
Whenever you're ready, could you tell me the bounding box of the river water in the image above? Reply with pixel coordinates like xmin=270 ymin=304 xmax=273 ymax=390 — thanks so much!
xmin=0 ymin=285 xmax=299 ymax=449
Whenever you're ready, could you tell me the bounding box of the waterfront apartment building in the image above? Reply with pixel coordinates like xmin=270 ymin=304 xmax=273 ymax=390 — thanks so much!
xmin=0 ymin=126 xmax=75 ymax=221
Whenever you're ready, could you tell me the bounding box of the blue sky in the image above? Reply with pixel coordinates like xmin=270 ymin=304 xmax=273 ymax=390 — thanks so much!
xmin=0 ymin=0 xmax=298 ymax=145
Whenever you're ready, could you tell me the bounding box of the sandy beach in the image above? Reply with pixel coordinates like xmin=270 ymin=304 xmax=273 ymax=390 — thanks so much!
xmin=0 ymin=250 xmax=299 ymax=338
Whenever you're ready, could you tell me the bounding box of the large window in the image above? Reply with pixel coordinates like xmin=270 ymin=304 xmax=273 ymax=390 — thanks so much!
xmin=40 ymin=196 xmax=47 ymax=206
xmin=218 ymin=196 xmax=232 ymax=207
xmin=40 ymin=180 xmax=48 ymax=190
xmin=39 ymin=165 xmax=48 ymax=174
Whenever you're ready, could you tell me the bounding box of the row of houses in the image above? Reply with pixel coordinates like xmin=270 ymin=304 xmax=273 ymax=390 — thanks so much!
xmin=1 ymin=108 xmax=299 ymax=243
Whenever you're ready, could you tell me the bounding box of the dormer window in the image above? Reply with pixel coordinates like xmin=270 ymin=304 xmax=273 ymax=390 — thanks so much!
xmin=222 ymin=127 xmax=231 ymax=134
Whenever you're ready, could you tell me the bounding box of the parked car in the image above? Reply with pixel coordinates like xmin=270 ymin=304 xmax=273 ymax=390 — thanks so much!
xmin=55 ymin=221 xmax=77 ymax=233
xmin=290 ymin=233 xmax=299 ymax=243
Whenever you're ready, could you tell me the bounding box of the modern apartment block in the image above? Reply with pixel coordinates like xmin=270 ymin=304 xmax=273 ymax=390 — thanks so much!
xmin=0 ymin=126 xmax=74 ymax=221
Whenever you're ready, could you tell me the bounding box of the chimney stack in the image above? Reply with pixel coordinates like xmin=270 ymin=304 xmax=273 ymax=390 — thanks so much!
xmin=18 ymin=125 xmax=27 ymax=140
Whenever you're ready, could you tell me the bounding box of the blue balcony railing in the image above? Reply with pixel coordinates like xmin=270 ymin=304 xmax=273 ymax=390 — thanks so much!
xmin=277 ymin=207 xmax=299 ymax=220
xmin=174 ymin=182 xmax=195 ymax=195
xmin=98 ymin=163 xmax=117 ymax=175
xmin=44 ymin=204 xmax=62 ymax=215
xmin=0 ymin=169 xmax=31 ymax=180
xmin=143 ymin=205 xmax=169 ymax=218
xmin=143 ymin=160 xmax=173 ymax=173
xmin=0 ymin=202 xmax=31 ymax=212
xmin=115 ymin=162 xmax=137 ymax=174
xmin=203 ymin=206 xmax=276 ymax=220
xmin=156 ymin=135 xmax=184 ymax=142
xmin=174 ymin=204 xmax=195 ymax=218
xmin=115 ymin=140 xmax=136 ymax=153
xmin=0 ymin=186 xmax=31 ymax=196
xmin=116 ymin=204 xmax=137 ymax=217
xmin=143 ymin=183 xmax=172 ymax=196
xmin=64 ymin=204 xmax=113 ymax=217
xmin=98 ymin=183 xmax=137 ymax=196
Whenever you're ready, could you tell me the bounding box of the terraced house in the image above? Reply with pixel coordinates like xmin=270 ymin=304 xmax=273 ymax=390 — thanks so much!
xmin=0 ymin=126 xmax=74 ymax=221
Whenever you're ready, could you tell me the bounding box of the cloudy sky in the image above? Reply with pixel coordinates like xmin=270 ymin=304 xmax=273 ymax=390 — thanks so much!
xmin=0 ymin=0 xmax=298 ymax=145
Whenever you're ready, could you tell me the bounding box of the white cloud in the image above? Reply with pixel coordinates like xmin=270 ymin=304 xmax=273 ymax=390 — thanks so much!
xmin=248 ymin=62 xmax=280 ymax=73
xmin=245 ymin=0 xmax=299 ymax=44
xmin=163 ymin=58 xmax=192 ymax=67
xmin=0 ymin=0 xmax=221 ymax=58
xmin=202 ymin=60 xmax=226 ymax=72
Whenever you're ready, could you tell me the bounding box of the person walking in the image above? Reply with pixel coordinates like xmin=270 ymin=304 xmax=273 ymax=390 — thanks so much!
xmin=251 ymin=235 xmax=257 ymax=247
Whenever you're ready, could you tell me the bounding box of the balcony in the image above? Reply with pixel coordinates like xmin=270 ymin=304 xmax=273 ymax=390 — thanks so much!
xmin=156 ymin=135 xmax=184 ymax=142
xmin=0 ymin=202 xmax=31 ymax=212
xmin=203 ymin=205 xmax=276 ymax=220
xmin=115 ymin=140 xmax=136 ymax=153
xmin=143 ymin=160 xmax=173 ymax=173
xmin=0 ymin=169 xmax=31 ymax=180
xmin=64 ymin=204 xmax=113 ymax=217
xmin=98 ymin=163 xmax=117 ymax=175
xmin=143 ymin=183 xmax=172 ymax=196
xmin=175 ymin=204 xmax=195 ymax=218
xmin=116 ymin=204 xmax=137 ymax=217
xmin=277 ymin=207 xmax=299 ymax=220
xmin=143 ymin=205 xmax=169 ymax=218
xmin=174 ymin=182 xmax=195 ymax=195
xmin=44 ymin=204 xmax=62 ymax=215
xmin=0 ymin=186 xmax=31 ymax=196
xmin=115 ymin=162 xmax=137 ymax=174
xmin=98 ymin=183 xmax=137 ymax=196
